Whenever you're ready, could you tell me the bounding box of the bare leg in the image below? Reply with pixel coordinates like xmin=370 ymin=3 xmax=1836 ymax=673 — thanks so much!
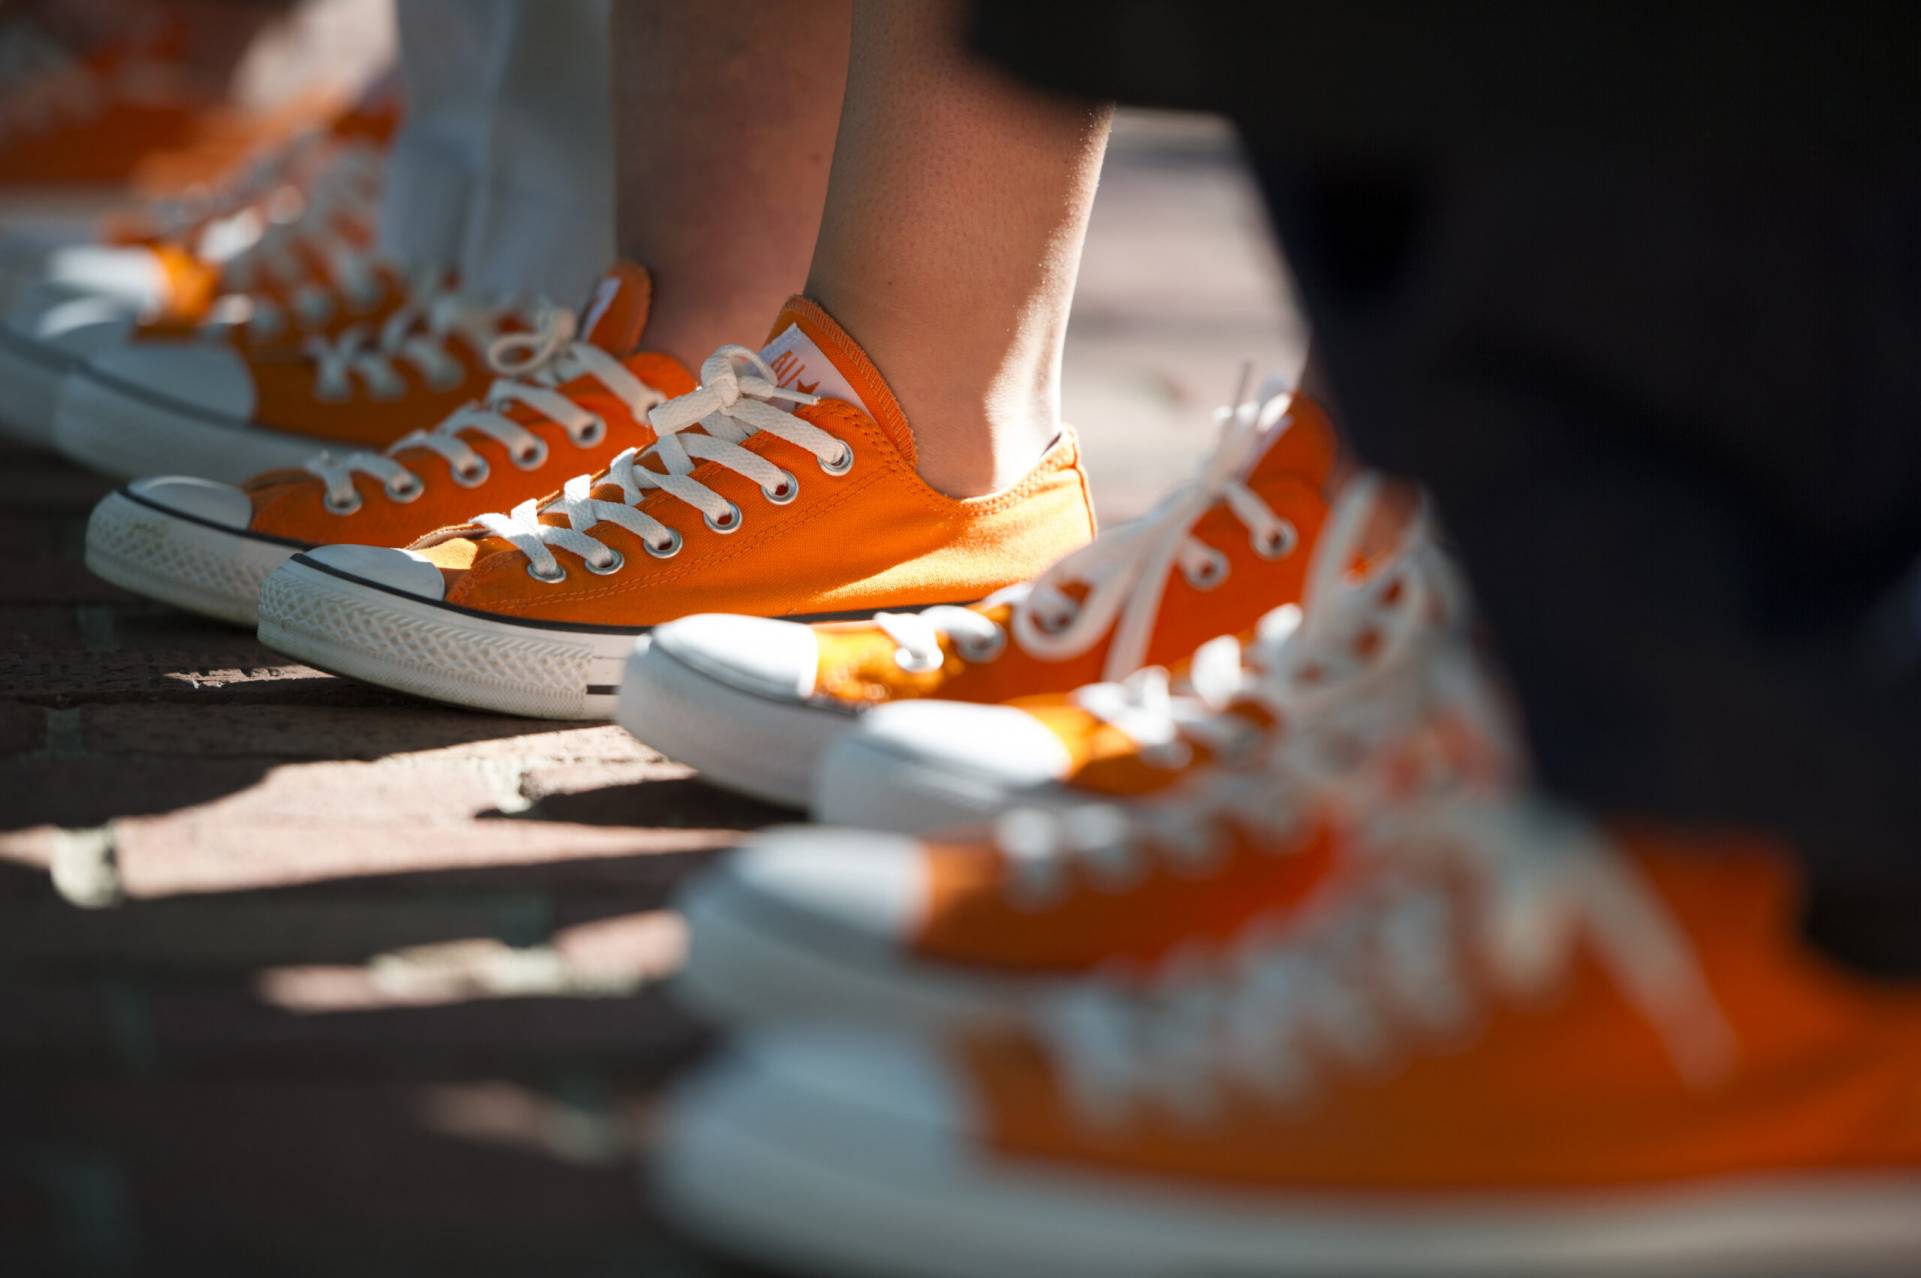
xmin=612 ymin=0 xmax=851 ymax=367
xmin=805 ymin=0 xmax=1112 ymax=497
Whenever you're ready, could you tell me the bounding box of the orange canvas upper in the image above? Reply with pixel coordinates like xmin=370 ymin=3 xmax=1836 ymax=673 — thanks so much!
xmin=803 ymin=395 xmax=1340 ymax=710
xmin=240 ymin=261 xmax=692 ymax=547
xmin=967 ymin=829 xmax=1921 ymax=1192
xmin=403 ymin=296 xmax=1099 ymax=626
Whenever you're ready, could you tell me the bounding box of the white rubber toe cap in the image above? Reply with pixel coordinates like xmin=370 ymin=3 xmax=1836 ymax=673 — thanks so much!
xmin=43 ymin=244 xmax=169 ymax=308
xmin=302 ymin=544 xmax=446 ymax=600
xmin=84 ymin=341 xmax=255 ymax=420
xmin=743 ymin=1027 xmax=970 ymax=1134
xmin=651 ymin=612 xmax=821 ymax=700
xmin=697 ymin=826 xmax=927 ymax=952
xmin=851 ymin=700 xmax=1074 ymax=786
xmin=126 ymin=475 xmax=252 ymax=529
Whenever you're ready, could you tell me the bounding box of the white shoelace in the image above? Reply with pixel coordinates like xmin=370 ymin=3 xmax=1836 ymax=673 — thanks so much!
xmin=1072 ymin=475 xmax=1459 ymax=767
xmin=472 ymin=344 xmax=853 ymax=582
xmin=205 ymin=141 xmax=388 ymax=340
xmin=302 ymin=282 xmax=522 ymax=403
xmin=874 ymin=379 xmax=1305 ymax=681
xmin=303 ymin=307 xmax=665 ymax=514
xmin=986 ymin=478 xmax=1467 ymax=907
xmin=1047 ymin=797 xmax=1740 ymax=1128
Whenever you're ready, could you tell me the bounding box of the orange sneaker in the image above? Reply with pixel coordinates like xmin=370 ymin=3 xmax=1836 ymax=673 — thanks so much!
xmin=615 ymin=382 xmax=1339 ymax=805
xmin=252 ymin=297 xmax=1099 ymax=720
xmin=659 ymin=804 xmax=1921 ymax=1277
xmin=810 ymin=476 xmax=1454 ymax=831
xmin=82 ymin=262 xmax=688 ymax=626
xmin=49 ymin=268 xmax=549 ymax=483
xmin=0 ymin=110 xmax=391 ymax=449
xmin=671 ymin=501 xmax=1502 ymax=1027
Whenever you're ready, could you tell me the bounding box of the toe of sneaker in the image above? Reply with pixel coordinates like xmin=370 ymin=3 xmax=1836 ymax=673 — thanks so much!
xmin=126 ymin=475 xmax=252 ymax=529
xmin=651 ymin=612 xmax=822 ymax=700
xmin=814 ymin=701 xmax=1074 ymax=830
xmin=84 ymin=340 xmax=255 ymax=420
xmin=301 ymin=544 xmax=447 ymax=600
xmin=692 ymin=825 xmax=929 ymax=952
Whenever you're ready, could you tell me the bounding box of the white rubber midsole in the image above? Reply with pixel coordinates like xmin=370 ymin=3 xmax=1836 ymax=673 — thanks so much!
xmin=84 ymin=489 xmax=300 ymax=626
xmin=659 ymin=1081 xmax=1921 ymax=1278
xmin=615 ymin=639 xmax=860 ymax=807
xmin=673 ymin=875 xmax=1039 ymax=1030
xmin=255 ymin=556 xmax=646 ymax=719
xmin=0 ymin=327 xmax=70 ymax=449
xmin=54 ymin=367 xmax=328 ymax=484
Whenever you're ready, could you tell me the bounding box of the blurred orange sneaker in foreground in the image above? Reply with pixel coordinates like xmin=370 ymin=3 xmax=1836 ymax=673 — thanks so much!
xmin=616 ymin=381 xmax=1338 ymax=805
xmin=672 ymin=498 xmax=1498 ymax=1027
xmin=82 ymin=262 xmax=688 ymax=627
xmin=253 ymin=297 xmax=1099 ymax=720
xmin=808 ymin=475 xmax=1450 ymax=831
xmin=659 ymin=800 xmax=1921 ymax=1277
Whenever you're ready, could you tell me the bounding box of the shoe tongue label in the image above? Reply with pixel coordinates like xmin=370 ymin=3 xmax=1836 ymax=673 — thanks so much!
xmin=759 ymin=322 xmax=868 ymax=414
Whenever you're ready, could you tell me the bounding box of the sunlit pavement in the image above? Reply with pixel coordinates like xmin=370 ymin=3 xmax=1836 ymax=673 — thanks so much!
xmin=0 ymin=114 xmax=1299 ymax=1276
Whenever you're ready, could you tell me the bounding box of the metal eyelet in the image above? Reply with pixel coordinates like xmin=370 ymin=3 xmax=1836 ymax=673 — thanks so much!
xmin=511 ymin=438 xmax=549 ymax=470
xmin=760 ymin=469 xmax=799 ymax=506
xmin=384 ymin=474 xmax=425 ymax=504
xmin=817 ymin=442 xmax=854 ymax=475
xmin=893 ymin=646 xmax=944 ymax=674
xmin=573 ymin=416 xmax=607 ymax=448
xmin=1183 ymin=549 xmax=1230 ymax=591
xmin=526 ymin=560 xmax=567 ymax=584
xmin=323 ymin=489 xmax=363 ymax=516
xmin=955 ymin=629 xmax=1007 ymax=662
xmin=453 ymin=458 xmax=491 ymax=488
xmin=645 ymin=528 xmax=684 ymax=559
xmin=584 ymin=548 xmax=625 ymax=576
xmin=1252 ymin=520 xmax=1298 ymax=560
xmin=703 ymin=501 xmax=743 ymax=534
xmin=1035 ymin=609 xmax=1074 ymax=635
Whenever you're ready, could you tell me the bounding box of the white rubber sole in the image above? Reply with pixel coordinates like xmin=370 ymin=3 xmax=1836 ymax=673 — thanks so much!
xmin=672 ymin=872 xmax=1039 ymax=1030
xmin=659 ymin=1072 xmax=1921 ymax=1278
xmin=54 ymin=366 xmax=327 ymax=484
xmin=255 ymin=556 xmax=648 ymax=719
xmin=812 ymin=726 xmax=1074 ymax=834
xmin=84 ymin=488 xmax=302 ymax=626
xmin=0 ymin=325 xmax=72 ymax=448
xmin=615 ymin=638 xmax=861 ymax=807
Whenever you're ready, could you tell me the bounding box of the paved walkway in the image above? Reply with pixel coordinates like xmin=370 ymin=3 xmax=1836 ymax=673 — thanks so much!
xmin=1 ymin=115 xmax=1299 ymax=1275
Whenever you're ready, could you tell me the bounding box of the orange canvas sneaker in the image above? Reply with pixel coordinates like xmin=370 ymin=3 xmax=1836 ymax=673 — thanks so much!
xmin=809 ymin=476 xmax=1454 ymax=832
xmin=49 ymin=268 xmax=551 ymax=483
xmin=615 ymin=382 xmax=1339 ymax=806
xmin=0 ymin=108 xmax=391 ymax=449
xmin=670 ymin=504 xmax=1503 ymax=1027
xmin=82 ymin=262 xmax=688 ymax=627
xmin=658 ymin=803 xmax=1921 ymax=1277
xmin=252 ymin=297 xmax=1099 ymax=720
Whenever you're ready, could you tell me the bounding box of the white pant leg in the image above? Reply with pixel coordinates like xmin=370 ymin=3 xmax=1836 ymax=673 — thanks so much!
xmin=376 ymin=0 xmax=497 ymax=276
xmin=456 ymin=0 xmax=616 ymax=305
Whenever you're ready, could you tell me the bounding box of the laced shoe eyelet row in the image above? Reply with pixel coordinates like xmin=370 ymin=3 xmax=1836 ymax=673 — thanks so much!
xmin=585 ymin=548 xmax=625 ymax=576
xmin=1184 ymin=550 xmax=1230 ymax=590
xmin=453 ymin=459 xmax=490 ymax=488
xmin=323 ymin=490 xmax=362 ymax=516
xmin=527 ymin=560 xmax=567 ymax=584
xmin=511 ymin=438 xmax=549 ymax=470
xmin=955 ymin=628 xmax=1008 ymax=662
xmin=893 ymin=646 xmax=945 ymax=674
xmin=572 ymin=416 xmax=607 ymax=448
xmin=818 ymin=443 xmax=854 ymax=475
xmin=646 ymin=528 xmax=685 ymax=559
xmin=704 ymin=502 xmax=743 ymax=534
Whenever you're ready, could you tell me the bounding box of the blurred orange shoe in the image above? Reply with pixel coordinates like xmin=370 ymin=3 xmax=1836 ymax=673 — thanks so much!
xmin=671 ymin=497 xmax=1501 ymax=1027
xmin=253 ymin=297 xmax=1099 ymax=720
xmin=0 ymin=105 xmax=392 ymax=448
xmin=616 ymin=382 xmax=1339 ymax=805
xmin=659 ymin=804 xmax=1921 ymax=1277
xmin=82 ymin=262 xmax=688 ymax=627
xmin=810 ymin=475 xmax=1453 ymax=831
xmin=50 ymin=268 xmax=545 ymax=482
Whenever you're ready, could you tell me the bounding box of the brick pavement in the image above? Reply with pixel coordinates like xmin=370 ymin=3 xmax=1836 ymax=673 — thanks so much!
xmin=1 ymin=115 xmax=1297 ymax=1276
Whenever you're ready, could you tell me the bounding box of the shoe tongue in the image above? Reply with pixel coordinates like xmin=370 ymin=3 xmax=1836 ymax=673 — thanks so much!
xmin=576 ymin=260 xmax=653 ymax=354
xmin=1248 ymin=391 xmax=1341 ymax=490
xmin=759 ymin=295 xmax=916 ymax=463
